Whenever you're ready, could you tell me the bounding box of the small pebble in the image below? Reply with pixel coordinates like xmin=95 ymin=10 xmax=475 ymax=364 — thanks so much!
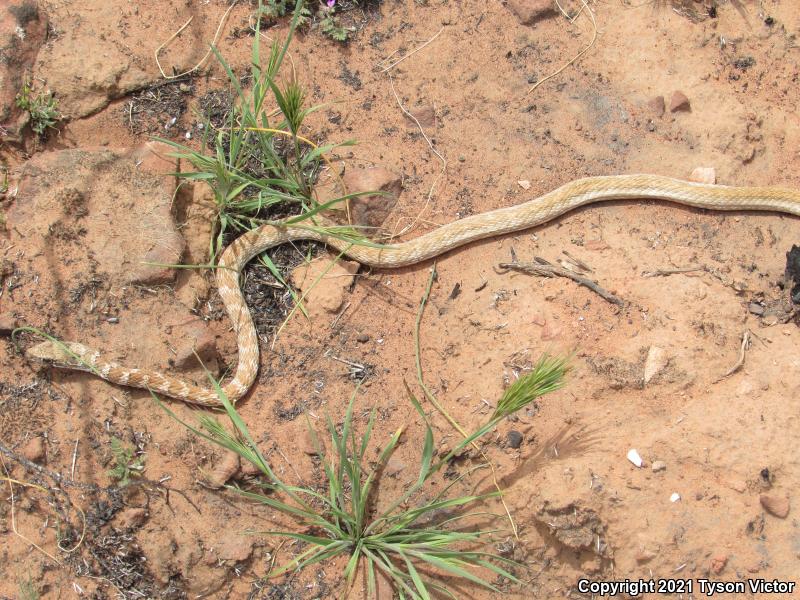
xmin=506 ymin=430 xmax=523 ymax=449
xmin=646 ymin=95 xmax=665 ymax=117
xmin=710 ymin=554 xmax=728 ymax=575
xmin=356 ymin=333 xmax=370 ymax=343
xmin=652 ymin=460 xmax=667 ymax=473
xmin=760 ymin=494 xmax=790 ymax=518
xmin=627 ymin=448 xmax=644 ymax=468
xmin=107 ymin=317 xmax=119 ymax=324
xmin=689 ymin=167 xmax=716 ymax=184
xmin=670 ymin=492 xmax=681 ymax=502
xmin=669 ymin=90 xmax=691 ymax=113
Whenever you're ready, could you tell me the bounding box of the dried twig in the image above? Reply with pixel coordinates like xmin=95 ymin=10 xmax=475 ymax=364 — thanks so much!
xmin=642 ymin=264 xmax=746 ymax=292
xmin=715 ymin=329 xmax=752 ymax=383
xmin=642 ymin=265 xmax=704 ymax=277
xmin=377 ymin=27 xmax=445 ymax=73
xmin=500 ymin=260 xmax=625 ymax=306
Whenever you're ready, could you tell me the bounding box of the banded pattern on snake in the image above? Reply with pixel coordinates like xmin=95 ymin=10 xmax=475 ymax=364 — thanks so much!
xmin=26 ymin=174 xmax=800 ymax=407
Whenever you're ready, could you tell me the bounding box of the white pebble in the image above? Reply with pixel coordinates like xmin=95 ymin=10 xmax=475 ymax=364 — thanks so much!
xmin=670 ymin=492 xmax=681 ymax=503
xmin=627 ymin=448 xmax=643 ymax=468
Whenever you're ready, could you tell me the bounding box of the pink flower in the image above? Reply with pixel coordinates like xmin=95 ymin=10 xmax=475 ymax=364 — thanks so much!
xmin=326 ymin=0 xmax=335 ymax=6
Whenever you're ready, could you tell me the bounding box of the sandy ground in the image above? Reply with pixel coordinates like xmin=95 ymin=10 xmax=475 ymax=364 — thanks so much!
xmin=1 ymin=0 xmax=800 ymax=598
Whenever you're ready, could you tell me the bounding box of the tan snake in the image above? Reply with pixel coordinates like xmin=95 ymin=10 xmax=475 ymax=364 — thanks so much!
xmin=27 ymin=174 xmax=800 ymax=407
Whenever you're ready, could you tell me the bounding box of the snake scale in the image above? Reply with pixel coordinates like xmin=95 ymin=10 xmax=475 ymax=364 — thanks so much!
xmin=26 ymin=174 xmax=800 ymax=407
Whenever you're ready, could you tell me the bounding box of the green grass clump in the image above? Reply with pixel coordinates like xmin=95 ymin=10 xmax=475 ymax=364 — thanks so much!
xmin=160 ymin=0 xmax=363 ymax=262
xmin=158 ymin=353 xmax=569 ymax=598
xmin=107 ymin=437 xmax=145 ymax=486
xmin=15 ymin=78 xmax=60 ymax=137
xmin=493 ymin=354 xmax=571 ymax=420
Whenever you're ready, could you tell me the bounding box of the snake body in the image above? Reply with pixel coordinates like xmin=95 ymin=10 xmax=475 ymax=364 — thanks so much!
xmin=27 ymin=174 xmax=800 ymax=406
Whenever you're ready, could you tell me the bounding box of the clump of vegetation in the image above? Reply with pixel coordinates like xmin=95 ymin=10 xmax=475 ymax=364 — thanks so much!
xmin=107 ymin=437 xmax=145 ymax=486
xmin=259 ymin=0 xmax=312 ymax=25
xmin=319 ymin=0 xmax=350 ymax=42
xmin=160 ymin=0 xmax=367 ymax=265
xmin=15 ymin=78 xmax=61 ymax=137
xmin=18 ymin=577 xmax=40 ymax=600
xmin=159 ymin=353 xmax=570 ymax=598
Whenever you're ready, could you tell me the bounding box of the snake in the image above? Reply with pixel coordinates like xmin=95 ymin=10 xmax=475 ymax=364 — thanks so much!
xmin=26 ymin=174 xmax=800 ymax=407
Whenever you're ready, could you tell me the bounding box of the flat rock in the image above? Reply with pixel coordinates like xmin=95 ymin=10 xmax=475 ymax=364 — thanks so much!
xmin=760 ymin=494 xmax=790 ymax=518
xmin=405 ymin=104 xmax=436 ymax=129
xmin=689 ymin=167 xmax=716 ymax=184
xmin=204 ymin=451 xmax=240 ymax=489
xmin=0 ymin=1 xmax=48 ymax=135
xmin=291 ymin=257 xmax=359 ymax=320
xmin=214 ymin=533 xmax=254 ymax=563
xmin=341 ymin=167 xmax=402 ymax=229
xmin=301 ymin=429 xmax=325 ymax=456
xmin=34 ymin=1 xmax=204 ymax=119
xmin=669 ymin=90 xmax=691 ymax=113
xmin=645 ymin=95 xmax=665 ymax=118
xmin=6 ymin=143 xmax=184 ymax=285
xmin=506 ymin=0 xmax=557 ymax=25
xmin=172 ymin=322 xmax=218 ymax=371
xmin=385 ymin=457 xmax=407 ymax=477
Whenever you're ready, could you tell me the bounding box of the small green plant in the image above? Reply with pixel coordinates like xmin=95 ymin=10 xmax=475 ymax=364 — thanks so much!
xmin=18 ymin=577 xmax=39 ymax=600
xmin=319 ymin=1 xmax=350 ymax=42
xmin=260 ymin=0 xmax=311 ymax=25
xmin=15 ymin=79 xmax=60 ymax=137
xmin=159 ymin=0 xmax=364 ymax=263
xmin=107 ymin=437 xmax=145 ymax=486
xmin=158 ymin=353 xmax=570 ymax=598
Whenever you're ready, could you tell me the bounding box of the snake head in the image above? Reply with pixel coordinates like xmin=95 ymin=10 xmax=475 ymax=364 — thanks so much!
xmin=26 ymin=340 xmax=94 ymax=369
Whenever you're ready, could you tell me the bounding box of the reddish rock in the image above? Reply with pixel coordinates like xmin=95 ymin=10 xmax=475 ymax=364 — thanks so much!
xmin=760 ymin=494 xmax=790 ymax=518
xmin=506 ymin=0 xmax=557 ymax=25
xmin=291 ymin=257 xmax=360 ymax=319
xmin=669 ymin=90 xmax=691 ymax=113
xmin=405 ymin=104 xmax=436 ymax=129
xmin=301 ymin=429 xmax=324 ymax=456
xmin=646 ymin=95 xmax=665 ymax=117
xmin=6 ymin=147 xmax=184 ymax=286
xmin=341 ymin=167 xmax=402 ymax=229
xmin=710 ymin=554 xmax=728 ymax=575
xmin=173 ymin=322 xmax=218 ymax=371
xmin=385 ymin=457 xmax=407 ymax=477
xmin=35 ymin=2 xmax=202 ymax=119
xmin=204 ymin=451 xmax=240 ymax=489
xmin=215 ymin=533 xmax=254 ymax=563
xmin=585 ymin=239 xmax=610 ymax=251
xmin=0 ymin=1 xmax=48 ymax=136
